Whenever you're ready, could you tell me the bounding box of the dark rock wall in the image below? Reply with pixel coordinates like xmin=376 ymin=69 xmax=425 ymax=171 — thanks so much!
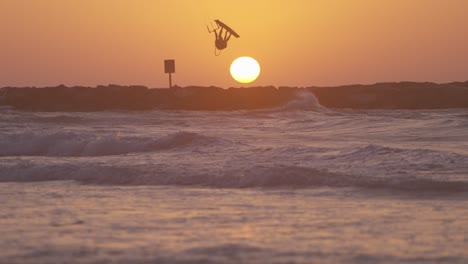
xmin=1 ymin=81 xmax=467 ymax=111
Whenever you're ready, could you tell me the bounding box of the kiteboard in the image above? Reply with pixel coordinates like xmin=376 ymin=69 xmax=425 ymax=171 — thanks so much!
xmin=214 ymin=20 xmax=240 ymax=38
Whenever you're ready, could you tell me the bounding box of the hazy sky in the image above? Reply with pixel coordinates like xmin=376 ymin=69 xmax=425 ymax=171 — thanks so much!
xmin=1 ymin=0 xmax=467 ymax=88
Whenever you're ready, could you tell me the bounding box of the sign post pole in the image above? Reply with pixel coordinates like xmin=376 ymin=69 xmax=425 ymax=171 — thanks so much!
xmin=164 ymin=60 xmax=175 ymax=88
xmin=169 ymin=72 xmax=172 ymax=88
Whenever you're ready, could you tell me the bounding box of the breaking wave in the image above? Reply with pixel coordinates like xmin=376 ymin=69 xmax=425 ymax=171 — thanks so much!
xmin=1 ymin=161 xmax=467 ymax=193
xmin=0 ymin=131 xmax=232 ymax=157
xmin=279 ymin=91 xmax=327 ymax=111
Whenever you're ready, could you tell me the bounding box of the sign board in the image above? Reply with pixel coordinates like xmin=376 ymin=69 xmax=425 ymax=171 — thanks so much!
xmin=164 ymin=60 xmax=175 ymax=73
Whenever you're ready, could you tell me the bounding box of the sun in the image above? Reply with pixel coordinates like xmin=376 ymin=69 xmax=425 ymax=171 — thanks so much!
xmin=230 ymin=56 xmax=261 ymax=84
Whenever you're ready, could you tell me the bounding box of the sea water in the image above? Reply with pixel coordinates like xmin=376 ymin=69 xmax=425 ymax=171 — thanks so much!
xmin=1 ymin=94 xmax=468 ymax=263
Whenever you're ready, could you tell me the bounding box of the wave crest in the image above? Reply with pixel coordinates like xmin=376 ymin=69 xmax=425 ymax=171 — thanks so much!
xmin=279 ymin=91 xmax=327 ymax=111
xmin=0 ymin=131 xmax=229 ymax=157
xmin=1 ymin=162 xmax=467 ymax=193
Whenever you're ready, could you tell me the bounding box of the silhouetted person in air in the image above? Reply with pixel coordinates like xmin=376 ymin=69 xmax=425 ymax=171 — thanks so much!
xmin=214 ymin=27 xmax=232 ymax=50
xmin=207 ymin=19 xmax=240 ymax=56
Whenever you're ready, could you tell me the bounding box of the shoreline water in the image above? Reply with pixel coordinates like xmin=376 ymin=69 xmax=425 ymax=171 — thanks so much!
xmin=2 ymin=181 xmax=467 ymax=264
xmin=1 ymin=105 xmax=467 ymax=263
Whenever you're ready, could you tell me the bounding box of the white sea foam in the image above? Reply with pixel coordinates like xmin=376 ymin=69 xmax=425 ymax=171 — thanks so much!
xmin=280 ymin=91 xmax=327 ymax=111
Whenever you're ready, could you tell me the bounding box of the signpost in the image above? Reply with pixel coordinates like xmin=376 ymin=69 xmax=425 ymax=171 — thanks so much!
xmin=164 ymin=59 xmax=175 ymax=88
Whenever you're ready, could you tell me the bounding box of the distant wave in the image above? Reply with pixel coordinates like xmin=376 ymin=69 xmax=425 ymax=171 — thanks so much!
xmin=1 ymin=161 xmax=467 ymax=193
xmin=327 ymin=144 xmax=468 ymax=170
xmin=1 ymin=81 xmax=468 ymax=111
xmin=0 ymin=131 xmax=232 ymax=157
xmin=30 ymin=115 xmax=87 ymax=124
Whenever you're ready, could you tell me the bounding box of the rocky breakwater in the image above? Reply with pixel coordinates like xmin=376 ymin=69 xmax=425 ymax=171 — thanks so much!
xmin=1 ymin=81 xmax=468 ymax=111
xmin=0 ymin=85 xmax=298 ymax=111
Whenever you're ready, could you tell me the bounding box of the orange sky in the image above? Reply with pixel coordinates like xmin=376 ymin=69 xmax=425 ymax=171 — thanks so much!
xmin=1 ymin=0 xmax=467 ymax=88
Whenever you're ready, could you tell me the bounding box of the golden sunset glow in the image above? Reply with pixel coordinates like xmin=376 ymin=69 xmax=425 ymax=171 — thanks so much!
xmin=1 ymin=0 xmax=468 ymax=87
xmin=230 ymin=57 xmax=261 ymax=84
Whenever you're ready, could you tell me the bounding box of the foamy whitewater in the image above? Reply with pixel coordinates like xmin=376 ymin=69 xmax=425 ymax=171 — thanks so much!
xmin=1 ymin=93 xmax=468 ymax=263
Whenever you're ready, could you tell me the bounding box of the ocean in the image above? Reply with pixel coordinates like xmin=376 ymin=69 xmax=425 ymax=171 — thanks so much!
xmin=1 ymin=92 xmax=467 ymax=263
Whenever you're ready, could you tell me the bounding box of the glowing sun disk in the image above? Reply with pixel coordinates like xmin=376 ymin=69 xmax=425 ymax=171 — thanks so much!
xmin=230 ymin=57 xmax=261 ymax=84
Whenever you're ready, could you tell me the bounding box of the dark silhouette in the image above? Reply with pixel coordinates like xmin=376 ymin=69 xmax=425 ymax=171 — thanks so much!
xmin=214 ymin=27 xmax=230 ymax=50
xmin=2 ymin=81 xmax=468 ymax=111
xmin=207 ymin=19 xmax=240 ymax=56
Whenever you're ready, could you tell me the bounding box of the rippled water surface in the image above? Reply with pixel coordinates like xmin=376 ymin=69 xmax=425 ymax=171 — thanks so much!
xmin=1 ymin=102 xmax=468 ymax=263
